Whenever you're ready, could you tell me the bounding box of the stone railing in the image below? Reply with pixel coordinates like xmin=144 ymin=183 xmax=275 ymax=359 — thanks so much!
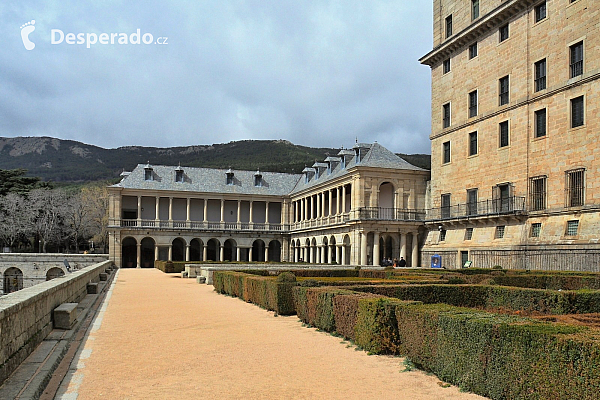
xmin=113 ymin=219 xmax=286 ymax=232
xmin=0 ymin=260 xmax=112 ymax=386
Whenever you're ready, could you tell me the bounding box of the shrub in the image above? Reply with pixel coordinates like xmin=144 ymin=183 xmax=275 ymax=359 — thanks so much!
xmin=276 ymin=272 xmax=296 ymax=282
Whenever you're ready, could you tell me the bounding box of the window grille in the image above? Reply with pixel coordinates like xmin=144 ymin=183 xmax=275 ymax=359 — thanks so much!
xmin=566 ymin=169 xmax=584 ymax=207
xmin=495 ymin=226 xmax=505 ymax=239
xmin=465 ymin=227 xmax=473 ymax=240
xmin=499 ymin=76 xmax=509 ymax=105
xmin=530 ymin=176 xmax=546 ymax=211
xmin=469 ymin=91 xmax=478 ymax=118
xmin=566 ymin=220 xmax=579 ymax=236
xmin=571 ymin=96 xmax=584 ymax=128
xmin=535 ymin=109 xmax=547 ymax=138
xmin=570 ymin=42 xmax=583 ymax=78
xmin=530 ymin=223 xmax=542 ymax=238
xmin=535 ymin=59 xmax=546 ymax=92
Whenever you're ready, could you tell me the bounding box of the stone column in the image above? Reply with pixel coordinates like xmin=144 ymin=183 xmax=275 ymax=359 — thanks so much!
xmin=412 ymin=232 xmax=419 ymax=268
xmin=203 ymin=199 xmax=208 ymax=223
xmin=219 ymin=246 xmax=224 ymax=262
xmin=360 ymin=232 xmax=367 ymax=266
xmin=168 ymin=244 xmax=173 ymax=261
xmin=328 ymin=190 xmax=333 ymax=217
xmin=155 ymin=196 xmax=160 ymax=224
xmin=249 ymin=201 xmax=254 ymax=225
xmin=309 ymin=245 xmax=313 ymax=264
xmin=327 ymin=244 xmax=333 ymax=264
xmin=136 ymin=243 xmax=141 ymax=268
xmin=341 ymin=244 xmax=346 ymax=265
xmin=202 ymin=244 xmax=207 ymax=261
xmin=400 ymin=233 xmax=407 ymax=260
xmin=137 ymin=196 xmax=142 ymax=224
xmin=249 ymin=247 xmax=253 ymax=262
xmin=186 ymin=198 xmax=191 ymax=225
xmin=373 ymin=232 xmax=380 ymax=266
xmin=342 ymin=185 xmax=347 ymax=214
xmin=220 ymin=199 xmax=224 ymax=223
xmin=265 ymin=201 xmax=270 ymax=225
xmin=236 ymin=247 xmax=241 ymax=262
xmin=154 ymin=245 xmax=159 ymax=263
xmin=185 ymin=245 xmax=190 ymax=261
xmin=168 ymin=197 xmax=173 ymax=225
xmin=264 ymin=245 xmax=269 ymax=262
xmin=294 ymin=246 xmax=298 ymax=262
xmin=237 ymin=200 xmax=241 ymax=225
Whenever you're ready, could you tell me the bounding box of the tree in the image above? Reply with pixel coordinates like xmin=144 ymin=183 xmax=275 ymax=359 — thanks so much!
xmin=27 ymin=189 xmax=68 ymax=253
xmin=0 ymin=193 xmax=29 ymax=250
xmin=80 ymin=185 xmax=110 ymax=253
xmin=0 ymin=169 xmax=49 ymax=196
xmin=64 ymin=192 xmax=94 ymax=253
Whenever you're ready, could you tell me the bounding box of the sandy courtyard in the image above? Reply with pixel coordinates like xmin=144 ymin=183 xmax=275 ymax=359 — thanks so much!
xmin=57 ymin=269 xmax=486 ymax=399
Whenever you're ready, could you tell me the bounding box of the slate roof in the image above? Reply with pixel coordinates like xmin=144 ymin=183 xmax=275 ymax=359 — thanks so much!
xmin=113 ymin=165 xmax=301 ymax=196
xmin=113 ymin=142 xmax=425 ymax=196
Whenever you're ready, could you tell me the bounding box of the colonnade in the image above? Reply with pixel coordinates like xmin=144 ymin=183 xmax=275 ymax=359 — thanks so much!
xmin=292 ymin=184 xmax=351 ymax=222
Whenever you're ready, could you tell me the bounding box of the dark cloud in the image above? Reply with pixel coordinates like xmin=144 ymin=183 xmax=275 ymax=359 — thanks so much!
xmin=0 ymin=0 xmax=433 ymax=153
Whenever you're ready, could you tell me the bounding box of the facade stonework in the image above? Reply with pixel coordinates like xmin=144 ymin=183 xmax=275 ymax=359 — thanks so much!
xmin=108 ymin=143 xmax=430 ymax=268
xmin=421 ymin=0 xmax=600 ymax=269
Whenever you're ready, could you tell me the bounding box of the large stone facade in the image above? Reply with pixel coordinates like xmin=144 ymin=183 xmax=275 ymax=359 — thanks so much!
xmin=420 ymin=0 xmax=600 ymax=269
xmin=108 ymin=143 xmax=430 ymax=268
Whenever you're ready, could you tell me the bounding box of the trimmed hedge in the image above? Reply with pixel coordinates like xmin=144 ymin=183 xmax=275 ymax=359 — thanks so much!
xmin=213 ymin=271 xmax=296 ymax=315
xmin=352 ymin=284 xmax=600 ymax=315
xmin=293 ymin=287 xmax=354 ymax=331
xmin=155 ymin=260 xmax=186 ymax=273
xmin=492 ymin=274 xmax=600 ymax=290
xmin=395 ymin=303 xmax=600 ymax=399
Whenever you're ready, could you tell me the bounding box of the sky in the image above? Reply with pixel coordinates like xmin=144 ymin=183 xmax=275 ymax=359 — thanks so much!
xmin=1 ymin=1 xmax=433 ymax=154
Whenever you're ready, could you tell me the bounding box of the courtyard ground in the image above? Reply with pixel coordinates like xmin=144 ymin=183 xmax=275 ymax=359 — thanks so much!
xmin=55 ymin=268 xmax=486 ymax=399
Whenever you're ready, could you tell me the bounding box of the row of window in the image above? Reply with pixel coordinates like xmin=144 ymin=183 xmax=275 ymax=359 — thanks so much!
xmin=144 ymin=166 xmax=264 ymax=187
xmin=445 ymin=1 xmax=580 ymax=41
xmin=442 ymin=40 xmax=583 ymax=120
xmin=439 ymin=219 xmax=580 ymax=243
xmin=441 ymin=95 xmax=585 ymax=162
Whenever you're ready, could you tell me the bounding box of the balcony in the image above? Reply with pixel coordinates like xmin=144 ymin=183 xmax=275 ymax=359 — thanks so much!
xmin=426 ymin=196 xmax=526 ymax=222
xmin=358 ymin=207 xmax=426 ymax=221
xmin=113 ymin=219 xmax=286 ymax=232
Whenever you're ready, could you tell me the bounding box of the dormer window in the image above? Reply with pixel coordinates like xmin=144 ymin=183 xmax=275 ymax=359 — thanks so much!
xmin=226 ymin=169 xmax=234 ymax=185
xmin=302 ymin=167 xmax=315 ymax=183
xmin=337 ymin=149 xmax=354 ymax=169
xmin=175 ymin=166 xmax=184 ymax=183
xmin=144 ymin=164 xmax=153 ymax=181
xmin=254 ymin=170 xmax=262 ymax=187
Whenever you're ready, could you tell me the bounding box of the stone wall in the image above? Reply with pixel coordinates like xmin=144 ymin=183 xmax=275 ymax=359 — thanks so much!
xmin=0 ymin=254 xmax=109 ymax=295
xmin=0 ymin=260 xmax=112 ymax=385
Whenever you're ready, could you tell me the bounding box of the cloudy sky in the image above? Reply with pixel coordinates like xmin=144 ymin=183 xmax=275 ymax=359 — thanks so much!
xmin=1 ymin=1 xmax=433 ymax=154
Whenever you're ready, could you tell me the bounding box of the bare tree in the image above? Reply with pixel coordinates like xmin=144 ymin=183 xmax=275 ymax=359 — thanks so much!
xmin=80 ymin=185 xmax=110 ymax=253
xmin=27 ymin=189 xmax=68 ymax=253
xmin=0 ymin=193 xmax=28 ymax=250
xmin=64 ymin=192 xmax=94 ymax=253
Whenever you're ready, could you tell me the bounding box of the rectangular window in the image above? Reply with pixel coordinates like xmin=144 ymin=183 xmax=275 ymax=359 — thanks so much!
xmin=534 ymin=59 xmax=546 ymax=92
xmin=495 ymin=226 xmax=505 ymax=239
xmin=465 ymin=227 xmax=474 ymax=240
xmin=530 ymin=176 xmax=546 ymax=211
xmin=530 ymin=223 xmax=542 ymax=237
xmin=443 ymin=58 xmax=451 ymax=74
xmin=443 ymin=141 xmax=451 ymax=164
xmin=535 ymin=108 xmax=547 ymax=138
xmin=566 ymin=220 xmax=579 ymax=236
xmin=494 ymin=183 xmax=512 ymax=212
xmin=499 ymin=24 xmax=509 ymax=42
xmin=566 ymin=169 xmax=585 ymax=207
xmin=441 ymin=194 xmax=451 ymax=219
xmin=469 ymin=42 xmax=478 ymax=59
xmin=570 ymin=41 xmax=583 ymax=78
xmin=469 ymin=90 xmax=478 ymax=118
xmin=535 ymin=2 xmax=547 ymax=23
xmin=175 ymin=169 xmax=184 ymax=183
xmin=499 ymin=121 xmax=509 ymax=147
xmin=472 ymin=0 xmax=480 ymax=20
xmin=499 ymin=76 xmax=509 ymax=105
xmin=469 ymin=132 xmax=478 ymax=156
xmin=443 ymin=103 xmax=451 ymax=128
xmin=144 ymin=169 xmax=152 ymax=181
xmin=467 ymin=189 xmax=478 ymax=216
xmin=571 ymin=96 xmax=584 ymax=128
xmin=446 ymin=15 xmax=453 ymax=38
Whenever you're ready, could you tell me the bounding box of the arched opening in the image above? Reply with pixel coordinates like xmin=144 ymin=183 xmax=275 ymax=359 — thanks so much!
xmin=330 ymin=236 xmax=337 ymax=264
xmin=46 ymin=267 xmax=65 ymax=281
xmin=268 ymin=240 xmax=281 ymax=262
xmin=172 ymin=238 xmax=185 ymax=262
xmin=190 ymin=239 xmax=202 ymax=261
xmin=122 ymin=237 xmax=137 ymax=268
xmin=141 ymin=237 xmax=156 ymax=268
xmin=4 ymin=267 xmax=23 ymax=293
xmin=206 ymin=239 xmax=220 ymax=261
xmin=379 ymin=182 xmax=395 ymax=219
xmin=322 ymin=237 xmax=328 ymax=263
xmin=224 ymin=239 xmax=237 ymax=261
xmin=343 ymin=235 xmax=351 ymax=265
xmin=252 ymin=240 xmax=265 ymax=262
xmin=384 ymin=236 xmax=394 ymax=260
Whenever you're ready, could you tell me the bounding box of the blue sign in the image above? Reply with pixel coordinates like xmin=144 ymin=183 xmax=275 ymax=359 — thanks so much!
xmin=431 ymin=255 xmax=442 ymax=268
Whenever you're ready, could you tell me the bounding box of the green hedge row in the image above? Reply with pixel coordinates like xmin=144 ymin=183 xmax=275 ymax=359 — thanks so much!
xmin=291 ymin=286 xmax=600 ymax=399
xmin=492 ymin=274 xmax=600 ymax=290
xmin=213 ymin=271 xmax=296 ymax=315
xmin=352 ymin=284 xmax=600 ymax=315
xmin=155 ymin=261 xmax=186 ymax=273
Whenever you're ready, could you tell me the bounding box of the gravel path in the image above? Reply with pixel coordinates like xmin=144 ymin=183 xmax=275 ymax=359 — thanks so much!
xmin=57 ymin=269 xmax=486 ymax=399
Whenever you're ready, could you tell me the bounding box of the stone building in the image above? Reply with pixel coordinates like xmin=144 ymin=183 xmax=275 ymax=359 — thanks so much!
xmin=107 ymin=143 xmax=429 ymax=268
xmin=419 ymin=0 xmax=600 ymax=269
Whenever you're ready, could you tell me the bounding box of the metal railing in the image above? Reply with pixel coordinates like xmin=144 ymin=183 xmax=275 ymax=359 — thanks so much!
xmin=358 ymin=207 xmax=426 ymax=221
xmin=426 ymin=196 xmax=526 ymax=221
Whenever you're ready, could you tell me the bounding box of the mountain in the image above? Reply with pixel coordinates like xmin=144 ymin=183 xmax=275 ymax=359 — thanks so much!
xmin=0 ymin=137 xmax=430 ymax=183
